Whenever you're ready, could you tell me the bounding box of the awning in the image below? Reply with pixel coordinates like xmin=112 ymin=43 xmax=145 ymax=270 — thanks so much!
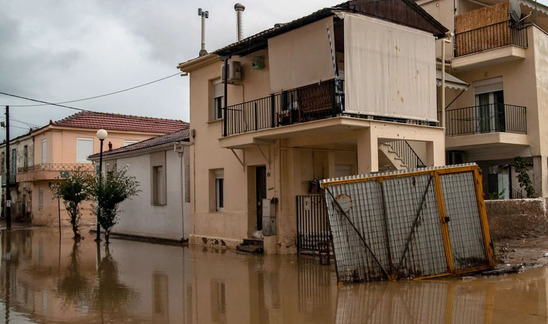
xmin=436 ymin=70 xmax=469 ymax=90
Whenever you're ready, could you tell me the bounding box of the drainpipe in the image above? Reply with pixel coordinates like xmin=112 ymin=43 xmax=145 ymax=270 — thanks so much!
xmin=222 ymin=56 xmax=230 ymax=137
xmin=441 ymin=36 xmax=452 ymax=128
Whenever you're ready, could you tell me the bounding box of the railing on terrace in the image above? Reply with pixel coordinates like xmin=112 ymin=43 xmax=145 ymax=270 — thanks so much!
xmin=223 ymin=79 xmax=344 ymax=137
xmin=18 ymin=163 xmax=95 ymax=173
xmin=445 ymin=104 xmax=526 ymax=136
xmin=385 ymin=140 xmax=425 ymax=169
xmin=454 ymin=21 xmax=528 ymax=57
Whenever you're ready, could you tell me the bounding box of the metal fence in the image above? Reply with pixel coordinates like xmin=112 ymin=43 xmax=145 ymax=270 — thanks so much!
xmin=320 ymin=164 xmax=494 ymax=283
xmin=445 ymin=104 xmax=527 ymax=136
xmin=223 ymin=79 xmax=343 ymax=137
xmin=296 ymin=195 xmax=331 ymax=253
xmin=454 ymin=21 xmax=528 ymax=57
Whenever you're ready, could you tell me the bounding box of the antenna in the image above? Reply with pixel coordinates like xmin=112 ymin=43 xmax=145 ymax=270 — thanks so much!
xmin=509 ymin=0 xmax=521 ymax=24
xmin=198 ymin=8 xmax=209 ymax=56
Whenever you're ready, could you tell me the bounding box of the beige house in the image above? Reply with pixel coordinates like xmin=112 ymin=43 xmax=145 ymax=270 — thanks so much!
xmin=7 ymin=111 xmax=186 ymax=226
xmin=178 ymin=0 xmax=448 ymax=253
xmin=418 ymin=0 xmax=548 ymax=198
xmin=88 ymin=128 xmax=191 ymax=242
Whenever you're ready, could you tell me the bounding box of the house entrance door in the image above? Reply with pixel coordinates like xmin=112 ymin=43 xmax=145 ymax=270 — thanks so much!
xmin=256 ymin=166 xmax=266 ymax=231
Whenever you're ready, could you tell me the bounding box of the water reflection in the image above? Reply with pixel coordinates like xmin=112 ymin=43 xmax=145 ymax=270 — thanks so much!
xmin=0 ymin=227 xmax=547 ymax=323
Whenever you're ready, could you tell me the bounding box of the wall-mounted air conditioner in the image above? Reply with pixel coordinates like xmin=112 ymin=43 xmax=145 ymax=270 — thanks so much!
xmin=221 ymin=61 xmax=242 ymax=83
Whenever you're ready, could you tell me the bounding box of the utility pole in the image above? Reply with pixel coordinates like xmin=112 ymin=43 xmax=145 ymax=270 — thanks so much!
xmin=5 ymin=105 xmax=11 ymax=229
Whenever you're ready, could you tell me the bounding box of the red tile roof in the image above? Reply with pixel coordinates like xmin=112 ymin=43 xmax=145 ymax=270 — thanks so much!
xmin=52 ymin=111 xmax=187 ymax=134
xmin=89 ymin=128 xmax=190 ymax=159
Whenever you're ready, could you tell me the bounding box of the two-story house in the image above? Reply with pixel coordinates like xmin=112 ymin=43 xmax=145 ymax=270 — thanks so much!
xmin=12 ymin=111 xmax=186 ymax=225
xmin=419 ymin=0 xmax=548 ymax=198
xmin=178 ymin=0 xmax=449 ymax=253
xmin=0 ymin=131 xmax=34 ymax=222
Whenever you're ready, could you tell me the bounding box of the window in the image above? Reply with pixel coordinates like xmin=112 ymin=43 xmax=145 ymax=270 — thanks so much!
xmin=151 ymin=152 xmax=167 ymax=206
xmin=212 ymin=80 xmax=224 ymax=120
xmin=124 ymin=140 xmax=138 ymax=146
xmin=76 ymin=138 xmax=94 ymax=163
xmin=11 ymin=148 xmax=16 ymax=177
xmin=214 ymin=169 xmax=224 ymax=211
xmin=42 ymin=139 xmax=47 ymax=164
xmin=152 ymin=165 xmax=166 ymax=205
xmin=23 ymin=145 xmax=28 ymax=168
xmin=38 ymin=189 xmax=44 ymax=211
xmin=475 ymin=78 xmax=504 ymax=133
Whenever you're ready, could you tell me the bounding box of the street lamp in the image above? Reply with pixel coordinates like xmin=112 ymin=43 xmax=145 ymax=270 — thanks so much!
xmin=95 ymin=129 xmax=108 ymax=241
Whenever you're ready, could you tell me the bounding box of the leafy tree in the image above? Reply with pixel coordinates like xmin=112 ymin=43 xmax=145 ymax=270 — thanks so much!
xmin=513 ymin=156 xmax=535 ymax=198
xmin=93 ymin=168 xmax=140 ymax=244
xmin=51 ymin=170 xmax=93 ymax=240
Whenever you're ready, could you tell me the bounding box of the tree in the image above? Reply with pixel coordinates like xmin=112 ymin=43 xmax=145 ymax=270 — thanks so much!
xmin=93 ymin=167 xmax=140 ymax=244
xmin=513 ymin=156 xmax=535 ymax=198
xmin=51 ymin=170 xmax=93 ymax=240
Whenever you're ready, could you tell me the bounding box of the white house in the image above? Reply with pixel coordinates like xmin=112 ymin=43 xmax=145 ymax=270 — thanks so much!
xmin=89 ymin=128 xmax=191 ymax=242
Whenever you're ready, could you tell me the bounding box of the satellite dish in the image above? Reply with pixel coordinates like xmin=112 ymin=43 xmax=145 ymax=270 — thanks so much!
xmin=509 ymin=0 xmax=522 ymax=23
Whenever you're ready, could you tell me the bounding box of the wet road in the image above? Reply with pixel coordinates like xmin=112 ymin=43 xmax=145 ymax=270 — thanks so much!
xmin=0 ymin=227 xmax=547 ymax=323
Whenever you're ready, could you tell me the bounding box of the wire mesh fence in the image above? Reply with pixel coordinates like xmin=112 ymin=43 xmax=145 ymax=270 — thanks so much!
xmin=321 ymin=164 xmax=494 ymax=283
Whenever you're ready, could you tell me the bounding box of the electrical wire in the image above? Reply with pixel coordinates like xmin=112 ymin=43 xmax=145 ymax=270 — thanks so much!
xmin=5 ymin=72 xmax=182 ymax=107
xmin=0 ymin=92 xmax=187 ymax=130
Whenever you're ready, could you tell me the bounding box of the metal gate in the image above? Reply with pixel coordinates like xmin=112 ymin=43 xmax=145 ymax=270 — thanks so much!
xmin=321 ymin=164 xmax=495 ymax=283
xmin=296 ymin=195 xmax=331 ymax=253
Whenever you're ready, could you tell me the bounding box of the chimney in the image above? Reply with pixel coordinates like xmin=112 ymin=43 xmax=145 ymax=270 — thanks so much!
xmin=234 ymin=3 xmax=245 ymax=41
xmin=198 ymin=8 xmax=209 ymax=57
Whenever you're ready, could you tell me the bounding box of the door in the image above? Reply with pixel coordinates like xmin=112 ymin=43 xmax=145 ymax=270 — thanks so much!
xmin=256 ymin=166 xmax=266 ymax=231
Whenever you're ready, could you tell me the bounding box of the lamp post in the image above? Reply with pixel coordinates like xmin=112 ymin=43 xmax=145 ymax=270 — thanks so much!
xmin=95 ymin=129 xmax=108 ymax=242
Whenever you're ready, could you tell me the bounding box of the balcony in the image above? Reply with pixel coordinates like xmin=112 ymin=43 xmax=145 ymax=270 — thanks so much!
xmin=453 ymin=21 xmax=528 ymax=70
xmin=17 ymin=163 xmax=95 ymax=182
xmin=445 ymin=104 xmax=526 ymax=136
xmin=223 ymin=79 xmax=344 ymax=137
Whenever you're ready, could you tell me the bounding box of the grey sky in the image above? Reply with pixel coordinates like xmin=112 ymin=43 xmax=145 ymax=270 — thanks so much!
xmin=1 ymin=0 xmax=547 ymax=141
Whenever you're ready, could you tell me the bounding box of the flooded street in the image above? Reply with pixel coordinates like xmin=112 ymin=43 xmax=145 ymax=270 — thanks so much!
xmin=0 ymin=227 xmax=547 ymax=323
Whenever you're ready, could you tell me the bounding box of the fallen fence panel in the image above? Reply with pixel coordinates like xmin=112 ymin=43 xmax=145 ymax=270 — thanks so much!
xmin=320 ymin=163 xmax=494 ymax=283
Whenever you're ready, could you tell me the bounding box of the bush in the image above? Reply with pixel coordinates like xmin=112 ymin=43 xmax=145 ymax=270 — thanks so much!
xmin=93 ymin=167 xmax=140 ymax=244
xmin=51 ymin=170 xmax=93 ymax=240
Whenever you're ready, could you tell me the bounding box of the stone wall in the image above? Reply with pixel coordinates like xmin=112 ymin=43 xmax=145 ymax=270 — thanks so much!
xmin=486 ymin=198 xmax=548 ymax=240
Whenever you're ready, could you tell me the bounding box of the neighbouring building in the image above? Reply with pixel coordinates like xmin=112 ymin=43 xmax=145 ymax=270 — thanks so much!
xmin=418 ymin=0 xmax=548 ymax=198
xmin=178 ymin=0 xmax=448 ymax=253
xmin=89 ymin=127 xmax=191 ymax=242
xmin=5 ymin=111 xmax=186 ymax=226
xmin=0 ymin=131 xmax=34 ymax=222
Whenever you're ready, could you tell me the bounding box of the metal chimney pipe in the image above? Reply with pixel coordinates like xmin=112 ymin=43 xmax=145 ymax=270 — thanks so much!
xmin=234 ymin=3 xmax=245 ymax=41
xmin=198 ymin=8 xmax=209 ymax=57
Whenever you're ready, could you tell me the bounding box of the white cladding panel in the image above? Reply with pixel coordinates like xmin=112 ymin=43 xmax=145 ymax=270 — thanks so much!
xmin=268 ymin=16 xmax=335 ymax=92
xmin=344 ymin=14 xmax=437 ymax=121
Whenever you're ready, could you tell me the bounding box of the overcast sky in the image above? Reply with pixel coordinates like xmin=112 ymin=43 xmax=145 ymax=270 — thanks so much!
xmin=1 ymin=0 xmax=547 ymax=141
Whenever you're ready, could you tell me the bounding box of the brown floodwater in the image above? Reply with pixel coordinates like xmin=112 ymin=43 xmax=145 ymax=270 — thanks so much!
xmin=0 ymin=227 xmax=546 ymax=323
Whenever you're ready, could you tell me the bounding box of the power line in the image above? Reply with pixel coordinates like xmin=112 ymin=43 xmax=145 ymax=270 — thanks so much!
xmin=0 ymin=92 xmax=85 ymax=111
xmin=6 ymin=72 xmax=182 ymax=107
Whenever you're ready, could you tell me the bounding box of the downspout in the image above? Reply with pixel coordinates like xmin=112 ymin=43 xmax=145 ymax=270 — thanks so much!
xmin=222 ymin=56 xmax=230 ymax=137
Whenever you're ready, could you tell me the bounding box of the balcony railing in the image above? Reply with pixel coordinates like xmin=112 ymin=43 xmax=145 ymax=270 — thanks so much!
xmin=223 ymin=79 xmax=344 ymax=137
xmin=18 ymin=163 xmax=95 ymax=173
xmin=445 ymin=104 xmax=526 ymax=136
xmin=454 ymin=21 xmax=528 ymax=57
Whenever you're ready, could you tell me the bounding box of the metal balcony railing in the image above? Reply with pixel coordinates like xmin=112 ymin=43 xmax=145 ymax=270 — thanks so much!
xmin=18 ymin=163 xmax=95 ymax=173
xmin=223 ymin=79 xmax=344 ymax=137
xmin=445 ymin=104 xmax=526 ymax=136
xmin=454 ymin=21 xmax=528 ymax=57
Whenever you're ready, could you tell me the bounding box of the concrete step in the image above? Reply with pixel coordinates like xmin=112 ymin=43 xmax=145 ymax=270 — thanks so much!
xmin=237 ymin=238 xmax=264 ymax=254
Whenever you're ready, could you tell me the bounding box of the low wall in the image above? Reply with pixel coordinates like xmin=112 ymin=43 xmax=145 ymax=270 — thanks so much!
xmin=486 ymin=198 xmax=548 ymax=240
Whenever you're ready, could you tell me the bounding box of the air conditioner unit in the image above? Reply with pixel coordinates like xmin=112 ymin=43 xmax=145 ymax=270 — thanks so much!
xmin=221 ymin=61 xmax=242 ymax=83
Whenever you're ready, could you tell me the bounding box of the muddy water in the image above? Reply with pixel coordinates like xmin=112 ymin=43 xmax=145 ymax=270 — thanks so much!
xmin=0 ymin=227 xmax=546 ymax=323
